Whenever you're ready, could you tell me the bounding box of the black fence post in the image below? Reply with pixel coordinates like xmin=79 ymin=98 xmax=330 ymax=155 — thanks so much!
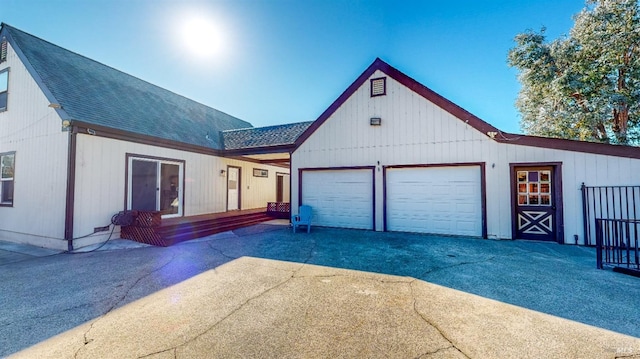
xmin=595 ymin=219 xmax=603 ymax=269
xmin=581 ymin=183 xmax=589 ymax=245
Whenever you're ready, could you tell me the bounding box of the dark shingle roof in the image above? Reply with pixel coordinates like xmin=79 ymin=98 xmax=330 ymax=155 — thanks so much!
xmin=222 ymin=121 xmax=313 ymax=150
xmin=2 ymin=23 xmax=251 ymax=150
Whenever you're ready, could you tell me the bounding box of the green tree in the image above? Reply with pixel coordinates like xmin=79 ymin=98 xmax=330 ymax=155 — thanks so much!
xmin=508 ymin=0 xmax=640 ymax=144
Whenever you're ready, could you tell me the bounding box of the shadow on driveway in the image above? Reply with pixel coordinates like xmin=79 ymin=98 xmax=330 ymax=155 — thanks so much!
xmin=1 ymin=224 xmax=639 ymax=356
xmin=222 ymin=225 xmax=640 ymax=338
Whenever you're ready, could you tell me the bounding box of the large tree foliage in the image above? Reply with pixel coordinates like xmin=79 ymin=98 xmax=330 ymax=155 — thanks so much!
xmin=508 ymin=0 xmax=640 ymax=144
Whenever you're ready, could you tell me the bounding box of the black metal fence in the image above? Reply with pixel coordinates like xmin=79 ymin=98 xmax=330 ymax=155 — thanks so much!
xmin=581 ymin=184 xmax=640 ymax=246
xmin=595 ymin=218 xmax=640 ymax=273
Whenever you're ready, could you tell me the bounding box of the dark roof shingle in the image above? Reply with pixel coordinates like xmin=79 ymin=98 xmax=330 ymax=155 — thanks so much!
xmin=3 ymin=23 xmax=251 ymax=150
xmin=222 ymin=121 xmax=313 ymax=150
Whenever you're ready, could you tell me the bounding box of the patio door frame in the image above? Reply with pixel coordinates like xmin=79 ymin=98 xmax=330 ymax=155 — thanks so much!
xmin=125 ymin=154 xmax=185 ymax=218
xmin=510 ymin=162 xmax=564 ymax=243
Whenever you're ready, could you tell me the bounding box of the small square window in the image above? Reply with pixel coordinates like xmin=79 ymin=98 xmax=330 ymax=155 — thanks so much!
xmin=370 ymin=77 xmax=386 ymax=97
xmin=518 ymin=183 xmax=527 ymax=193
xmin=253 ymin=168 xmax=268 ymax=177
xmin=518 ymin=195 xmax=528 ymax=205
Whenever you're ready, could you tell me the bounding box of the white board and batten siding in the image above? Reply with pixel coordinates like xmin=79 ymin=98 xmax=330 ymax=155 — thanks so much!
xmin=301 ymin=168 xmax=374 ymax=230
xmin=385 ymin=166 xmax=483 ymax=236
xmin=73 ymin=135 xmax=289 ymax=248
xmin=292 ymin=68 xmax=490 ymax=237
xmin=291 ymin=68 xmax=640 ymax=244
xmin=0 ymin=41 xmax=69 ymax=249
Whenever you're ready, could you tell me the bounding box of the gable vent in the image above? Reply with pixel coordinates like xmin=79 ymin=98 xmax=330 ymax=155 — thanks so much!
xmin=0 ymin=38 xmax=6 ymax=63
xmin=370 ymin=77 xmax=386 ymax=97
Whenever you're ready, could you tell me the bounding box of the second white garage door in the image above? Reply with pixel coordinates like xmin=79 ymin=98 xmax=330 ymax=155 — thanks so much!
xmin=386 ymin=166 xmax=482 ymax=236
xmin=301 ymin=169 xmax=374 ymax=230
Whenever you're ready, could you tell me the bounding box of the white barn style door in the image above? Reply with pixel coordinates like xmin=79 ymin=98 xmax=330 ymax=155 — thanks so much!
xmin=227 ymin=166 xmax=240 ymax=211
xmin=386 ymin=166 xmax=482 ymax=236
xmin=301 ymin=169 xmax=374 ymax=230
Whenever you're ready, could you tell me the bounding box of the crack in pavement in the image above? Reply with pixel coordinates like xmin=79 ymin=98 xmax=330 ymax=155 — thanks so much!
xmin=615 ymin=353 xmax=640 ymax=359
xmin=206 ymin=242 xmax=239 ymax=261
xmin=418 ymin=256 xmax=496 ymax=278
xmin=302 ymin=237 xmax=317 ymax=264
xmin=153 ymin=260 xmax=316 ymax=357
xmin=409 ymin=280 xmax=470 ymax=359
xmin=138 ymin=347 xmax=176 ymax=359
xmin=414 ymin=345 xmax=456 ymax=358
xmin=74 ymin=252 xmax=179 ymax=358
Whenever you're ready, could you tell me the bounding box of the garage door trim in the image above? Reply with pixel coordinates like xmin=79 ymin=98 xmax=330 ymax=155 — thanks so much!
xmin=383 ymin=162 xmax=487 ymax=238
xmin=299 ymin=166 xmax=376 ymax=230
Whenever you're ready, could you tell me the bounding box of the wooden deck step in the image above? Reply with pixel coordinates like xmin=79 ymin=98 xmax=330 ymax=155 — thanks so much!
xmin=158 ymin=211 xmax=273 ymax=246
xmin=120 ymin=209 xmax=275 ymax=247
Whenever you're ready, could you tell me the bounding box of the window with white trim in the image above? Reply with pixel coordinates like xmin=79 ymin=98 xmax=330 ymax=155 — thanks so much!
xmin=0 ymin=69 xmax=7 ymax=111
xmin=1 ymin=152 xmax=15 ymax=206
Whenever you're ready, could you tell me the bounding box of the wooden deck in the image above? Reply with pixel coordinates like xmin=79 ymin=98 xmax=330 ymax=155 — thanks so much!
xmin=161 ymin=208 xmax=268 ymax=226
xmin=120 ymin=208 xmax=275 ymax=247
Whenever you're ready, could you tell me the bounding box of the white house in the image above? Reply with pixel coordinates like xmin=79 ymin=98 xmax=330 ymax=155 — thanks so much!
xmin=290 ymin=58 xmax=640 ymax=245
xmin=3 ymin=22 xmax=639 ymax=250
xmin=0 ymin=24 xmax=305 ymax=250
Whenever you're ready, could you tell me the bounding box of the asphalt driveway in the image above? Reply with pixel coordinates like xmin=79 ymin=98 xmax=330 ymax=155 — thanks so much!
xmin=1 ymin=223 xmax=639 ymax=358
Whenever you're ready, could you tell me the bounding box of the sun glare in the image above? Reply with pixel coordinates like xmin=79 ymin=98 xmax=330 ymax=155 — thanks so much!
xmin=179 ymin=13 xmax=226 ymax=62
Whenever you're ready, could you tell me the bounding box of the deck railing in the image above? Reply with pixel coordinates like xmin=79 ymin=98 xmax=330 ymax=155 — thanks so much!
xmin=267 ymin=202 xmax=291 ymax=219
xmin=595 ymin=218 xmax=640 ymax=275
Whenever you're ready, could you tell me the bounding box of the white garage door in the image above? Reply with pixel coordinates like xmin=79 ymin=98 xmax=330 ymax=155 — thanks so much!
xmin=386 ymin=166 xmax=482 ymax=236
xmin=302 ymin=169 xmax=374 ymax=230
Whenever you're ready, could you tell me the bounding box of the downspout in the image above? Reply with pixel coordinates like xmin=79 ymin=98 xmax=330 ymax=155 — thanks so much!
xmin=64 ymin=125 xmax=77 ymax=251
xmin=289 ymin=150 xmax=293 ymax=222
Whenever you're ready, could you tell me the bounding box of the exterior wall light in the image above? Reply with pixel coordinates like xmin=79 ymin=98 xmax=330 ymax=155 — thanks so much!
xmin=220 ymin=169 xmax=226 ymax=176
xmin=370 ymin=117 xmax=382 ymax=126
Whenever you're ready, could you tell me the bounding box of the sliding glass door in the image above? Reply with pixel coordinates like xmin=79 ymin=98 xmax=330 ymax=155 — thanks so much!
xmin=127 ymin=156 xmax=184 ymax=218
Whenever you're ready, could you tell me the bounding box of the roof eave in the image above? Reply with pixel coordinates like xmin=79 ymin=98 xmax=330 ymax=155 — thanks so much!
xmin=495 ymin=132 xmax=640 ymax=159
xmin=72 ymin=120 xmax=226 ymax=156
xmin=223 ymin=144 xmax=296 ymax=156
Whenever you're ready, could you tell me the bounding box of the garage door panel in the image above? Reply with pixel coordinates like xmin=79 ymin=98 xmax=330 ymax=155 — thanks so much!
xmin=302 ymin=169 xmax=373 ymax=230
xmin=386 ymin=166 xmax=482 ymax=236
xmin=456 ymin=202 xmax=476 ymax=214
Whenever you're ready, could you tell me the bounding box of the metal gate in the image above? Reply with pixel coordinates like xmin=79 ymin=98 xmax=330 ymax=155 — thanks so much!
xmin=581 ymin=184 xmax=640 ymax=246
xmin=582 ymin=184 xmax=640 ymax=273
xmin=595 ymin=219 xmax=640 ymax=274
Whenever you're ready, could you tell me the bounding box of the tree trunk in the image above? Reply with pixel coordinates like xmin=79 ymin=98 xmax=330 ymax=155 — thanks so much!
xmin=612 ymin=106 xmax=629 ymax=144
xmin=613 ymin=67 xmax=629 ymax=144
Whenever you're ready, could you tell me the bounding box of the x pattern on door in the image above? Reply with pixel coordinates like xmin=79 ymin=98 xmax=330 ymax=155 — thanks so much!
xmin=518 ymin=210 xmax=553 ymax=235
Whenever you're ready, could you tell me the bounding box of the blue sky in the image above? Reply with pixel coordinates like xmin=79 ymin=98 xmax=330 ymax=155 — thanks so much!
xmin=4 ymin=0 xmax=586 ymax=133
